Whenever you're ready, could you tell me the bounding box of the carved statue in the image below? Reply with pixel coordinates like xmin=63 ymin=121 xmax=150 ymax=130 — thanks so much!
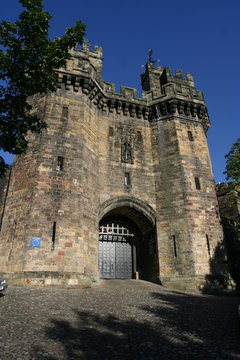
xmin=121 ymin=141 xmax=133 ymax=163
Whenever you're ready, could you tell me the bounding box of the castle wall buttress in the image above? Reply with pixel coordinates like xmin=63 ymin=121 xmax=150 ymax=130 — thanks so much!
xmin=0 ymin=90 xmax=100 ymax=284
xmin=151 ymin=116 xmax=223 ymax=288
xmin=0 ymin=95 xmax=46 ymax=273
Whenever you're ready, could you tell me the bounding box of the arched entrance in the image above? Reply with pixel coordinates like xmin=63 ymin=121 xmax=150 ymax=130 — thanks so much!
xmin=99 ymin=197 xmax=159 ymax=282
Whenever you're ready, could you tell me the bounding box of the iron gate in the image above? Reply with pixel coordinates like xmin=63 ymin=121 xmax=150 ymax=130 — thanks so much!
xmin=99 ymin=223 xmax=133 ymax=279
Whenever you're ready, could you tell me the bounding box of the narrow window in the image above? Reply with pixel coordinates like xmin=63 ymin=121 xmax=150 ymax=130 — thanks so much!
xmin=188 ymin=131 xmax=194 ymax=141
xmin=137 ymin=131 xmax=142 ymax=142
xmin=52 ymin=221 xmax=56 ymax=250
xmin=56 ymin=156 xmax=64 ymax=171
xmin=206 ymin=234 xmax=211 ymax=256
xmin=173 ymin=235 xmax=177 ymax=257
xmin=124 ymin=172 xmax=131 ymax=186
xmin=62 ymin=106 xmax=68 ymax=119
xmin=109 ymin=127 xmax=114 ymax=136
xmin=195 ymin=177 xmax=201 ymax=190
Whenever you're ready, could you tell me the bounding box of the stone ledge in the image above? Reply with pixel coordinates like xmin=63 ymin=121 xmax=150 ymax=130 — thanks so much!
xmin=1 ymin=271 xmax=99 ymax=288
xmin=161 ymin=274 xmax=236 ymax=295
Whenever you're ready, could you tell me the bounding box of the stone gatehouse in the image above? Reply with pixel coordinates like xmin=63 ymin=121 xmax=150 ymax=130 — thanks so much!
xmin=0 ymin=44 xmax=224 ymax=290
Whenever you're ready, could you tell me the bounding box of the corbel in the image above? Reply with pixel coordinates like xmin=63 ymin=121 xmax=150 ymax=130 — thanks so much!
xmin=109 ymin=100 xmax=115 ymax=113
xmin=74 ymin=77 xmax=80 ymax=92
xmin=123 ymin=103 xmax=129 ymax=116
xmin=143 ymin=107 xmax=149 ymax=120
xmin=184 ymin=102 xmax=191 ymax=116
xmin=82 ymin=79 xmax=91 ymax=95
xmin=130 ymin=105 xmax=136 ymax=117
xmin=168 ymin=100 xmax=177 ymax=114
xmin=191 ymin=104 xmax=197 ymax=117
xmin=137 ymin=106 xmax=142 ymax=119
xmin=161 ymin=103 xmax=168 ymax=116
xmin=57 ymin=73 xmax=63 ymax=88
xmin=66 ymin=75 xmax=71 ymax=90
xmin=116 ymin=101 xmax=122 ymax=114
xmin=178 ymin=101 xmax=184 ymax=114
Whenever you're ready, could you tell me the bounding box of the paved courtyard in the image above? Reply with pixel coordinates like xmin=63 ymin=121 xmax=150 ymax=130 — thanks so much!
xmin=0 ymin=280 xmax=239 ymax=360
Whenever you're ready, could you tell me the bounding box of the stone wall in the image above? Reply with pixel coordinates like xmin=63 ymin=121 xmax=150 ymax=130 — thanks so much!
xmin=0 ymin=44 xmax=224 ymax=290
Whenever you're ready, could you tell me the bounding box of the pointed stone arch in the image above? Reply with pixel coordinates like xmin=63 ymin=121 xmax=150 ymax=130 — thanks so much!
xmin=98 ymin=196 xmax=159 ymax=282
xmin=99 ymin=196 xmax=157 ymax=229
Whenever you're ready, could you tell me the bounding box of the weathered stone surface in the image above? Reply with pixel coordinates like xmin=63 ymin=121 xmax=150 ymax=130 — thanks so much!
xmin=0 ymin=44 xmax=224 ymax=290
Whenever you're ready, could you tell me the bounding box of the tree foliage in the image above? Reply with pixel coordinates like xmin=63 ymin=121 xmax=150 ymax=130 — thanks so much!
xmin=223 ymin=137 xmax=240 ymax=234
xmin=224 ymin=137 xmax=240 ymax=187
xmin=223 ymin=138 xmax=240 ymax=291
xmin=0 ymin=0 xmax=86 ymax=175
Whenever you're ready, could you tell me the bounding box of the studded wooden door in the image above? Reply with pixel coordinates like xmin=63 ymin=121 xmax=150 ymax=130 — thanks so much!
xmin=115 ymin=240 xmax=132 ymax=278
xmin=99 ymin=233 xmax=133 ymax=279
xmin=99 ymin=238 xmax=115 ymax=278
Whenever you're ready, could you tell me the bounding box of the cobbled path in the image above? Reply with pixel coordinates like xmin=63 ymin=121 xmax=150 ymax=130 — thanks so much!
xmin=0 ymin=280 xmax=239 ymax=360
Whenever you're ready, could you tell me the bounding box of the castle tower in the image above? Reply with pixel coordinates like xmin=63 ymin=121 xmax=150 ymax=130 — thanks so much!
xmin=0 ymin=45 xmax=224 ymax=290
xmin=141 ymin=62 xmax=223 ymax=288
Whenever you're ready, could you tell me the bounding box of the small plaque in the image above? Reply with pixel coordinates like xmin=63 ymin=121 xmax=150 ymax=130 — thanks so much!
xmin=30 ymin=237 xmax=41 ymax=248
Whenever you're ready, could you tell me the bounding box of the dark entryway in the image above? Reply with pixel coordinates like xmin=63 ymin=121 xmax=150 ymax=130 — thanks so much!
xmin=99 ymin=204 xmax=159 ymax=282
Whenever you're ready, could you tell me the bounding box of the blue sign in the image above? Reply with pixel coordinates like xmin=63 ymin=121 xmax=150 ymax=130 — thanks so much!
xmin=30 ymin=237 xmax=41 ymax=248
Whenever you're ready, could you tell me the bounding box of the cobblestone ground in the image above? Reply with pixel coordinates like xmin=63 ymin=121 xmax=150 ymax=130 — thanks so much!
xmin=0 ymin=280 xmax=239 ymax=360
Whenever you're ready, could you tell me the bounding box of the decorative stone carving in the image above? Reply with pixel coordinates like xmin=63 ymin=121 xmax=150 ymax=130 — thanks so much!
xmin=121 ymin=142 xmax=133 ymax=163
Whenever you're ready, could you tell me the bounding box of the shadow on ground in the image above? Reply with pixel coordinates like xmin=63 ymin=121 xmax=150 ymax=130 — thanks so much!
xmin=32 ymin=289 xmax=240 ymax=360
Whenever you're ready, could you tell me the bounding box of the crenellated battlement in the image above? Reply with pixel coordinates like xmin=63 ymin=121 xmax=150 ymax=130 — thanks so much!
xmin=65 ymin=43 xmax=103 ymax=79
xmin=141 ymin=62 xmax=204 ymax=101
xmin=56 ymin=44 xmax=209 ymax=131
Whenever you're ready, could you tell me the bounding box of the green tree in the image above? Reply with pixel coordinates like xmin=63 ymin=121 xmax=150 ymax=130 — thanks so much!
xmin=224 ymin=137 xmax=240 ymax=186
xmin=0 ymin=0 xmax=86 ymax=175
xmin=223 ymin=138 xmax=240 ymax=294
xmin=223 ymin=137 xmax=240 ymax=221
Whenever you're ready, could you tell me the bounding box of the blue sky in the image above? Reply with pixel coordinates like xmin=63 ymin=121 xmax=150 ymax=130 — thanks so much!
xmin=1 ymin=0 xmax=239 ymax=183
